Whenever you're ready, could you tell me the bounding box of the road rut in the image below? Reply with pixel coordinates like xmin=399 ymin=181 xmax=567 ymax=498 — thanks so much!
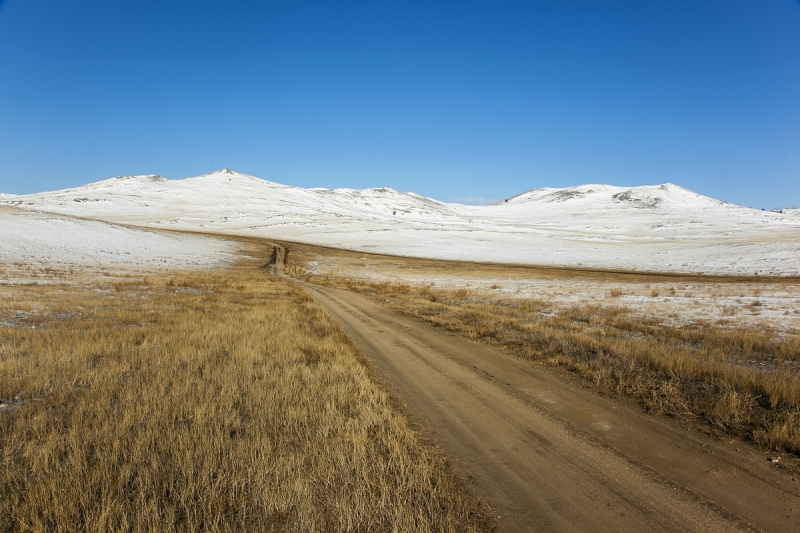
xmin=272 ymin=252 xmax=800 ymax=532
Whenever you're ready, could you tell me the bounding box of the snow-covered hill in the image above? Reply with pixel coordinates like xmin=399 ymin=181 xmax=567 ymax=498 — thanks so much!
xmin=3 ymin=169 xmax=800 ymax=276
xmin=0 ymin=207 xmax=238 ymax=276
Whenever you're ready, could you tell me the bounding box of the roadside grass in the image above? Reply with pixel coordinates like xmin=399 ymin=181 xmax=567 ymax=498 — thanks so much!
xmin=0 ymin=259 xmax=493 ymax=532
xmin=303 ymin=275 xmax=800 ymax=455
xmin=278 ymin=240 xmax=800 ymax=333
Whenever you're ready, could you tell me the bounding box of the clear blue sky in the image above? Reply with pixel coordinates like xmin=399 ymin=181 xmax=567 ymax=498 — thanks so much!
xmin=1 ymin=1 xmax=798 ymax=207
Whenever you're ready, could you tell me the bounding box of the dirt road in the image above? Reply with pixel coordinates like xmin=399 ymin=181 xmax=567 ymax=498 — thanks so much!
xmin=271 ymin=250 xmax=800 ymax=532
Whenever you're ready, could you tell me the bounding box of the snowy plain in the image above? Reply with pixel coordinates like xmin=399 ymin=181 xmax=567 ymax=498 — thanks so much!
xmin=3 ymin=169 xmax=800 ymax=276
xmin=0 ymin=207 xmax=239 ymax=281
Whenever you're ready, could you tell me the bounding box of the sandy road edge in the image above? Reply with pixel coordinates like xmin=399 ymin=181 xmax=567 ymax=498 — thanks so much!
xmin=264 ymin=242 xmax=800 ymax=532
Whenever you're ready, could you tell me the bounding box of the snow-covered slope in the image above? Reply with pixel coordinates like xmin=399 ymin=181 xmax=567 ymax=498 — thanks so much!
xmin=0 ymin=207 xmax=238 ymax=274
xmin=3 ymin=169 xmax=800 ymax=276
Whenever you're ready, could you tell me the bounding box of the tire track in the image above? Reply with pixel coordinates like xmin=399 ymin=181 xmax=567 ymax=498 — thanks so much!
xmin=271 ymin=245 xmax=799 ymax=532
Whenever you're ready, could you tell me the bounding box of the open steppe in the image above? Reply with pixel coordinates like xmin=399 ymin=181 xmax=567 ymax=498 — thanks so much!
xmin=287 ymin=241 xmax=800 ymax=332
xmin=284 ymin=241 xmax=800 ymax=455
xmin=0 ymin=241 xmax=493 ymax=532
xmin=3 ymin=208 xmax=800 ymax=531
xmin=270 ymin=240 xmax=800 ymax=531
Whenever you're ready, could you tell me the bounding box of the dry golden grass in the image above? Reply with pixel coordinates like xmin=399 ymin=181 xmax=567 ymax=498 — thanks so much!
xmin=304 ymin=275 xmax=800 ymax=456
xmin=0 ymin=256 xmax=492 ymax=532
xmin=278 ymin=240 xmax=800 ymax=333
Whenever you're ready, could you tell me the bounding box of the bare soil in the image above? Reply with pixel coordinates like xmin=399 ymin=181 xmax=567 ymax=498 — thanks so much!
xmin=271 ymin=246 xmax=800 ymax=532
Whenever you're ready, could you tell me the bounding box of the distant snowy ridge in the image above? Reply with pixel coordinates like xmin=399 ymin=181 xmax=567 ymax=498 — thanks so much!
xmin=3 ymin=169 xmax=800 ymax=276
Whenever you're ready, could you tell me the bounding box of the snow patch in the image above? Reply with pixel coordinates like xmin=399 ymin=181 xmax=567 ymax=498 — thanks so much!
xmin=0 ymin=207 xmax=239 ymax=273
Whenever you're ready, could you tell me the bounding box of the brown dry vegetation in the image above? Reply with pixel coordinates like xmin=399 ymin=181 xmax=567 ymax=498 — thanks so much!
xmin=279 ymin=240 xmax=800 ymax=333
xmin=0 ymin=256 xmax=492 ymax=532
xmin=302 ymin=274 xmax=800 ymax=456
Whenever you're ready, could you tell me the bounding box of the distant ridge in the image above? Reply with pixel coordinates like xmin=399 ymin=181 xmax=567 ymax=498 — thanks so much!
xmin=3 ymin=169 xmax=800 ymax=276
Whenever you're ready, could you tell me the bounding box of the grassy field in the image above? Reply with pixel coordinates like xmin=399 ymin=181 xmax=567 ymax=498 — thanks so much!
xmin=280 ymin=240 xmax=800 ymax=332
xmin=0 ymin=247 xmax=493 ymax=532
xmin=282 ymin=242 xmax=800 ymax=457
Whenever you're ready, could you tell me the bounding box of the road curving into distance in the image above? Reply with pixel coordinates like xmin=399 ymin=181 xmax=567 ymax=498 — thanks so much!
xmin=270 ymin=244 xmax=800 ymax=532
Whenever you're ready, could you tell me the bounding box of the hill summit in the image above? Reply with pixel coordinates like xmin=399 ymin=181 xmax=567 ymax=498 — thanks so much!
xmin=3 ymin=170 xmax=799 ymax=276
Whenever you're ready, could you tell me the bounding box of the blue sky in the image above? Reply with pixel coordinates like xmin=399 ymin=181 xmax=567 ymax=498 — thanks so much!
xmin=0 ymin=1 xmax=798 ymax=208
